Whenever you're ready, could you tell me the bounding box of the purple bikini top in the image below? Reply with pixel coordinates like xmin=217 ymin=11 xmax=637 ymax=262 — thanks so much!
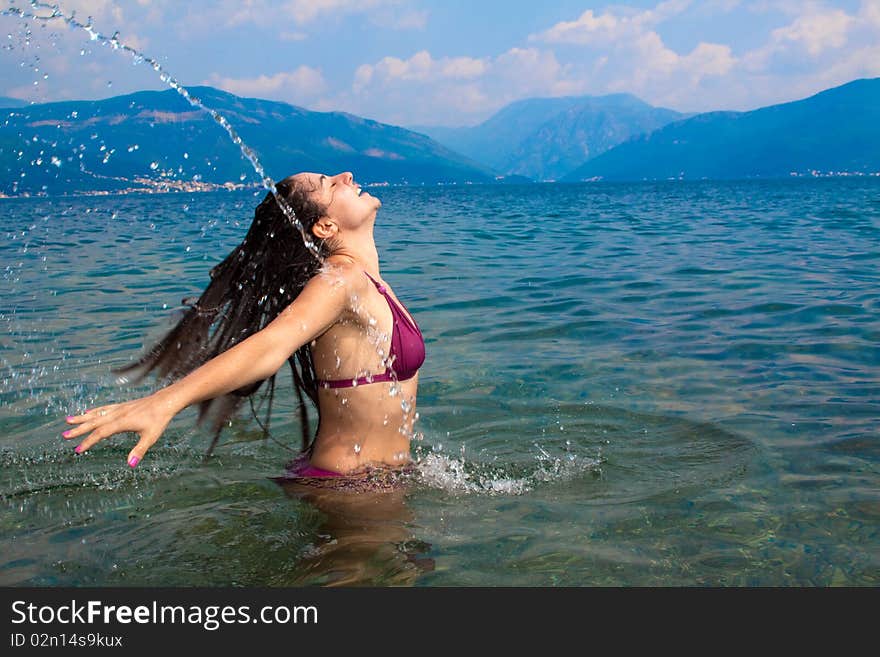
xmin=317 ymin=271 xmax=425 ymax=389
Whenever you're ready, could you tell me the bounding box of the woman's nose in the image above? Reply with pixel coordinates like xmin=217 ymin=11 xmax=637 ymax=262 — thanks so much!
xmin=337 ymin=172 xmax=354 ymax=184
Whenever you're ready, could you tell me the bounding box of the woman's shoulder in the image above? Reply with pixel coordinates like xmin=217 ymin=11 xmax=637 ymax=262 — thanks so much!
xmin=312 ymin=257 xmax=369 ymax=295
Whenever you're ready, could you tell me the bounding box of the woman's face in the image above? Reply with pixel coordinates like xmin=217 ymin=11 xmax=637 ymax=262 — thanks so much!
xmin=294 ymin=171 xmax=381 ymax=235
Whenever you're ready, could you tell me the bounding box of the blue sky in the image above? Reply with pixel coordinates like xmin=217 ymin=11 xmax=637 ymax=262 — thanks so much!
xmin=2 ymin=0 xmax=879 ymax=126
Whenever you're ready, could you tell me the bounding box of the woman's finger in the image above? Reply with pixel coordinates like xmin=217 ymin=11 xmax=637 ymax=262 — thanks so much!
xmin=65 ymin=406 xmax=114 ymax=425
xmin=74 ymin=421 xmax=125 ymax=454
xmin=62 ymin=420 xmax=97 ymax=440
xmin=126 ymin=431 xmax=159 ymax=469
xmin=65 ymin=411 xmax=94 ymax=425
xmin=63 ymin=405 xmax=124 ymax=439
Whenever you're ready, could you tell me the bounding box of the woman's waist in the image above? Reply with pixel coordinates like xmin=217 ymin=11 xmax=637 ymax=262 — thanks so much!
xmin=308 ymin=433 xmax=413 ymax=474
xmin=277 ymin=450 xmax=415 ymax=492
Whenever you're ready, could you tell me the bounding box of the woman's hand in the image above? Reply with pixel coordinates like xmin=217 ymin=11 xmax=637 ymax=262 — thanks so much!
xmin=63 ymin=394 xmax=176 ymax=468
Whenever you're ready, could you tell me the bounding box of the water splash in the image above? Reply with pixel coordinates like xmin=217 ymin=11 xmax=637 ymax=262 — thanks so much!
xmin=2 ymin=0 xmax=322 ymax=260
xmin=2 ymin=1 xmax=421 ymax=458
xmin=413 ymin=446 xmax=603 ymax=496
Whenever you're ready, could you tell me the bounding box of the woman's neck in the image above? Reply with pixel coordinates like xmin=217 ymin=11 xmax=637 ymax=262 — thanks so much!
xmin=331 ymin=228 xmax=380 ymax=275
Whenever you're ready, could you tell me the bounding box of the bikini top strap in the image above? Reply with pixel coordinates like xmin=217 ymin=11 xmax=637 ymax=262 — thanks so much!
xmin=363 ymin=270 xmax=386 ymax=294
xmin=362 ymin=270 xmax=420 ymax=333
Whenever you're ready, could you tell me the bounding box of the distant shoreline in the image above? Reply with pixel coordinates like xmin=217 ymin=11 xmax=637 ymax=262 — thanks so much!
xmin=2 ymin=171 xmax=879 ymax=200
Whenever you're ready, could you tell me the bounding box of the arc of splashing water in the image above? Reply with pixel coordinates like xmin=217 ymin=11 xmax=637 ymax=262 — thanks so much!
xmin=2 ymin=0 xmax=323 ymax=261
xmin=4 ymin=1 xmax=421 ymax=447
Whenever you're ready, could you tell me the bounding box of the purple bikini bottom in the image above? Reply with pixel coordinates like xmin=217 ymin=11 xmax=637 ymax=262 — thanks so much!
xmin=282 ymin=453 xmax=344 ymax=479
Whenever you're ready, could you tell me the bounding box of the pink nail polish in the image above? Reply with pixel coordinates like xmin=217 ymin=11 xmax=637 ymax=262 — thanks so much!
xmin=65 ymin=416 xmax=74 ymax=422
xmin=62 ymin=430 xmax=71 ymax=438
xmin=74 ymin=445 xmax=82 ymax=454
xmin=128 ymin=456 xmax=140 ymax=468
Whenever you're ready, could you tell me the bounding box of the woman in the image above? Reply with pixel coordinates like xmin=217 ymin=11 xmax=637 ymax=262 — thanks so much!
xmin=62 ymin=171 xmax=425 ymax=477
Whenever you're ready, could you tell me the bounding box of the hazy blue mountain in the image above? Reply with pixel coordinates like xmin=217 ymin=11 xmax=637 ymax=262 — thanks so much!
xmin=412 ymin=94 xmax=683 ymax=180
xmin=565 ymin=78 xmax=880 ymax=181
xmin=0 ymin=96 xmax=28 ymax=108
xmin=0 ymin=86 xmax=494 ymax=195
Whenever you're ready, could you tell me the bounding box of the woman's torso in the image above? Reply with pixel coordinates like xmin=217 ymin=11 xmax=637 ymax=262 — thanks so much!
xmin=307 ymin=268 xmax=422 ymax=474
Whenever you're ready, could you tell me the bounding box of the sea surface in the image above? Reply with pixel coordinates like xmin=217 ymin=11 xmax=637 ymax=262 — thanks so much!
xmin=1 ymin=178 xmax=878 ymax=586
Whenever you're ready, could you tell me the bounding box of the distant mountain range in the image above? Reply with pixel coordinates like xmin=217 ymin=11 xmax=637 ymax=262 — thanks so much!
xmin=0 ymin=96 xmax=28 ymax=108
xmin=1 ymin=77 xmax=878 ymax=195
xmin=412 ymin=94 xmax=684 ymax=181
xmin=565 ymin=78 xmax=880 ymax=181
xmin=0 ymin=86 xmax=494 ymax=195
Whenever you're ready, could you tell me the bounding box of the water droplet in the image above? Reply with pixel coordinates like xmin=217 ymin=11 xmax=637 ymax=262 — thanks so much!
xmin=353 ymin=443 xmax=361 ymax=454
xmin=149 ymin=161 xmax=158 ymax=170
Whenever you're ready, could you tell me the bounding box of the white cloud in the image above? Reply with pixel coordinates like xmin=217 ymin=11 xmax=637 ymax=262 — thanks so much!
xmin=741 ymin=3 xmax=870 ymax=75
xmin=532 ymin=9 xmax=623 ymax=46
xmin=362 ymin=51 xmax=488 ymax=84
xmin=49 ymin=0 xmax=151 ymax=49
xmin=746 ymin=0 xmax=816 ymax=16
xmin=172 ymin=0 xmax=422 ymax=34
xmin=860 ymin=0 xmax=880 ymax=26
xmin=600 ymin=32 xmax=736 ymax=106
xmin=56 ymin=0 xmax=124 ymax=23
xmin=769 ymin=7 xmax=854 ymax=55
xmin=283 ymin=0 xmax=419 ymax=26
xmin=0 ymin=1 xmax=160 ymax=103
xmin=706 ymin=1 xmax=880 ymax=110
xmin=526 ymin=1 xmax=736 ymax=109
xmin=339 ymin=28 xmax=738 ymax=124
xmin=530 ymin=0 xmax=691 ymax=46
xmin=682 ymin=42 xmax=737 ymax=77
xmin=439 ymin=56 xmax=488 ymax=79
xmin=205 ymin=67 xmax=328 ymax=104
xmin=353 ymin=64 xmax=374 ymax=93
xmin=492 ymin=47 xmax=580 ymax=95
xmin=338 ymin=47 xmax=588 ymax=124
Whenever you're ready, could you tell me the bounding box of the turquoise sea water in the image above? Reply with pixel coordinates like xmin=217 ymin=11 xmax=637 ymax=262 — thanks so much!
xmin=1 ymin=179 xmax=878 ymax=585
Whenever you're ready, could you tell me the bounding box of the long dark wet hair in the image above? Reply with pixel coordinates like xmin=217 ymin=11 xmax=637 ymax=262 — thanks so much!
xmin=115 ymin=175 xmax=334 ymax=458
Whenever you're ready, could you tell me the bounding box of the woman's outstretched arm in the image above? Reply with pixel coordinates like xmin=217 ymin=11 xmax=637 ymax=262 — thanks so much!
xmin=62 ymin=266 xmax=357 ymax=467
